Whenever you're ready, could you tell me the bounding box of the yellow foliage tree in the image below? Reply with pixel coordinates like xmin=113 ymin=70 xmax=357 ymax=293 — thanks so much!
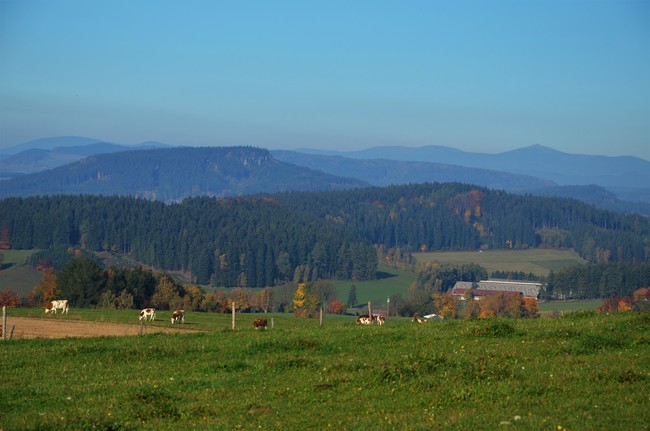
xmin=292 ymin=283 xmax=306 ymax=315
xmin=432 ymin=292 xmax=455 ymax=319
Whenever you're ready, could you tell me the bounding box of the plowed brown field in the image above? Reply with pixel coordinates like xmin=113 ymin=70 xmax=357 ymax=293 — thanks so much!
xmin=2 ymin=317 xmax=195 ymax=339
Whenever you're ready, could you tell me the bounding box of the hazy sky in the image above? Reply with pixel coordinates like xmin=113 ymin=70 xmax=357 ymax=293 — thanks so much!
xmin=1 ymin=0 xmax=648 ymax=159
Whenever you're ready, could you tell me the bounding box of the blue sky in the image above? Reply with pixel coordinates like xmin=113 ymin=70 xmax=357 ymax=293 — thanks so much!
xmin=1 ymin=0 xmax=648 ymax=159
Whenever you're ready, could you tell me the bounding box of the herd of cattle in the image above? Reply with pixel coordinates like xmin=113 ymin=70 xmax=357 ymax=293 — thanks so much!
xmin=43 ymin=300 xmax=404 ymax=327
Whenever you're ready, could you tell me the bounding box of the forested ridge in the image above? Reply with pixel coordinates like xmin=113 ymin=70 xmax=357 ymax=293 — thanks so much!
xmin=0 ymin=146 xmax=366 ymax=200
xmin=0 ymin=183 xmax=648 ymax=287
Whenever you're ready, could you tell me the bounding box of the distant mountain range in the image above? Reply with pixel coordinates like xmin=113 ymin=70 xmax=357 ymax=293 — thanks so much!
xmin=293 ymin=144 xmax=650 ymax=190
xmin=271 ymin=149 xmax=650 ymax=215
xmin=0 ymin=146 xmax=365 ymax=201
xmin=0 ymin=136 xmax=648 ymax=215
xmin=0 ymin=136 xmax=170 ymax=177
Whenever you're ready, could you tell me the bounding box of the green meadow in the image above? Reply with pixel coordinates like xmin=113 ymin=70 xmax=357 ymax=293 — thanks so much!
xmin=414 ymin=249 xmax=586 ymax=277
xmin=1 ymin=310 xmax=648 ymax=430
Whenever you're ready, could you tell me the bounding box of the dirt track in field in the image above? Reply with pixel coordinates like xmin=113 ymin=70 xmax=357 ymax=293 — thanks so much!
xmin=2 ymin=317 xmax=197 ymax=339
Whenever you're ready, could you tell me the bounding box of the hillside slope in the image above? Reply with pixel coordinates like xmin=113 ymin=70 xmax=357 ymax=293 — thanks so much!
xmin=0 ymin=146 xmax=366 ymax=201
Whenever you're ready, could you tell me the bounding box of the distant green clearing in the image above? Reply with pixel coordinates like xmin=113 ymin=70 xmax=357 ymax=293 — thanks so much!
xmin=333 ymin=267 xmax=417 ymax=309
xmin=539 ymin=299 xmax=603 ymax=316
xmin=414 ymin=249 xmax=586 ymax=277
xmin=0 ymin=249 xmax=41 ymax=297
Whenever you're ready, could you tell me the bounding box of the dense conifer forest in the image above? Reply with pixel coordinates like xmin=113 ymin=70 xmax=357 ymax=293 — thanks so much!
xmin=0 ymin=183 xmax=648 ymax=288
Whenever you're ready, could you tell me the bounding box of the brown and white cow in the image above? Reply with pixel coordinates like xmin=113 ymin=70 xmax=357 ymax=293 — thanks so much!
xmin=45 ymin=300 xmax=69 ymax=314
xmin=171 ymin=309 xmax=185 ymax=324
xmin=413 ymin=314 xmax=426 ymax=323
xmin=356 ymin=314 xmax=373 ymax=325
xmin=139 ymin=308 xmax=156 ymax=321
xmin=253 ymin=318 xmax=268 ymax=329
xmin=357 ymin=314 xmax=385 ymax=325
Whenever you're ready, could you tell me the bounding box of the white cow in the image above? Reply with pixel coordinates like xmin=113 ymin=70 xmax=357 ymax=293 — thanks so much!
xmin=171 ymin=309 xmax=185 ymax=324
xmin=45 ymin=300 xmax=69 ymax=314
xmin=139 ymin=308 xmax=156 ymax=321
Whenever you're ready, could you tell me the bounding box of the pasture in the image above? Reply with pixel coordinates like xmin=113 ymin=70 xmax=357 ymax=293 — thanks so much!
xmin=0 ymin=249 xmax=41 ymax=297
xmin=334 ymin=267 xmax=418 ymax=309
xmin=1 ymin=309 xmax=647 ymax=430
xmin=414 ymin=248 xmax=586 ymax=277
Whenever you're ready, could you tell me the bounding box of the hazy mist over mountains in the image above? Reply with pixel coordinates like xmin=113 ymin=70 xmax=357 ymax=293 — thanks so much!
xmin=0 ymin=136 xmax=648 ymax=215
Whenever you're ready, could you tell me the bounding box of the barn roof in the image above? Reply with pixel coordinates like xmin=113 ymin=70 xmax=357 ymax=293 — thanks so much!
xmin=452 ymin=280 xmax=541 ymax=298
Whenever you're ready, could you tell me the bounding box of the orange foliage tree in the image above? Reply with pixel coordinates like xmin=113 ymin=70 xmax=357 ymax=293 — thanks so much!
xmin=0 ymin=288 xmax=21 ymax=307
xmin=203 ymin=290 xmax=230 ymax=313
xmin=328 ymin=299 xmax=345 ymax=314
xmin=522 ymin=297 xmax=540 ymax=318
xmin=432 ymin=292 xmax=455 ymax=319
xmin=27 ymin=267 xmax=57 ymax=307
xmin=480 ymin=292 xmax=525 ymax=318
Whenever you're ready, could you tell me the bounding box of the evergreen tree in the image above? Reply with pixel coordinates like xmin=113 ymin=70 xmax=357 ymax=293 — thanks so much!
xmin=347 ymin=285 xmax=357 ymax=308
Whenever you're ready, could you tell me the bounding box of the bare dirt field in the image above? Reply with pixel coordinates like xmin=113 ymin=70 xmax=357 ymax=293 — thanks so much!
xmin=2 ymin=317 xmax=197 ymax=339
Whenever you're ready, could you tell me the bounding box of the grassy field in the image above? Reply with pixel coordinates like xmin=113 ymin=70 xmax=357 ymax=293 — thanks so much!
xmin=538 ymin=299 xmax=603 ymax=317
xmin=414 ymin=249 xmax=586 ymax=277
xmin=0 ymin=249 xmax=41 ymax=297
xmin=1 ymin=309 xmax=648 ymax=430
xmin=334 ymin=267 xmax=418 ymax=309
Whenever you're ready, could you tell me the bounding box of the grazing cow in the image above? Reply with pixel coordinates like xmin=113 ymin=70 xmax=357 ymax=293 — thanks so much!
xmin=356 ymin=314 xmax=373 ymax=325
xmin=413 ymin=314 xmax=426 ymax=323
xmin=171 ymin=309 xmax=185 ymax=324
xmin=45 ymin=300 xmax=69 ymax=315
xmin=357 ymin=314 xmax=385 ymax=325
xmin=253 ymin=318 xmax=268 ymax=329
xmin=139 ymin=308 xmax=156 ymax=321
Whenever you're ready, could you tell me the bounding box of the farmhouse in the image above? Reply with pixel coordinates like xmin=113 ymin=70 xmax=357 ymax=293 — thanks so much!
xmin=452 ymin=280 xmax=542 ymax=300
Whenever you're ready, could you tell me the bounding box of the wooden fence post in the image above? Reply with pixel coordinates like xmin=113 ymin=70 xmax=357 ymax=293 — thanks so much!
xmin=2 ymin=306 xmax=6 ymax=341
xmin=232 ymin=301 xmax=236 ymax=330
xmin=271 ymin=317 xmax=274 ymax=329
xmin=368 ymin=301 xmax=372 ymax=324
xmin=320 ymin=307 xmax=323 ymax=327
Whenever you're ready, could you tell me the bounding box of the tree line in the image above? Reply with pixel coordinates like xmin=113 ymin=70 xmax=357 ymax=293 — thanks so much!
xmin=22 ymin=257 xmax=336 ymax=314
xmin=0 ymin=183 xmax=648 ymax=289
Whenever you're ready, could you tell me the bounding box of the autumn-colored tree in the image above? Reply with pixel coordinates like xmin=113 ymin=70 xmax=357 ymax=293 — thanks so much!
xmin=618 ymin=297 xmax=633 ymax=312
xmin=479 ymin=308 xmax=496 ymax=319
xmin=463 ymin=299 xmax=481 ymax=319
xmin=292 ymin=283 xmax=319 ymax=318
xmin=633 ymin=288 xmax=649 ymax=302
xmin=36 ymin=259 xmax=53 ymax=272
xmin=182 ymin=285 xmax=204 ymax=311
xmin=0 ymin=225 xmax=10 ymax=250
xmin=328 ymin=299 xmax=345 ymax=314
xmin=259 ymin=287 xmax=273 ymax=313
xmin=522 ymin=297 xmax=540 ymax=318
xmin=432 ymin=292 xmax=455 ymax=319
xmin=292 ymin=283 xmax=307 ymax=317
xmin=116 ymin=289 xmax=134 ymax=309
xmin=98 ymin=290 xmax=118 ymax=308
xmin=231 ymin=287 xmax=251 ymax=312
xmin=151 ymin=274 xmax=182 ymax=310
xmin=599 ymin=297 xmax=621 ymax=313
xmin=0 ymin=288 xmax=21 ymax=307
xmin=27 ymin=267 xmax=57 ymax=307
xmin=633 ymin=288 xmax=650 ymax=312
xmin=480 ymin=292 xmax=524 ymax=318
xmin=202 ymin=290 xmax=229 ymax=313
